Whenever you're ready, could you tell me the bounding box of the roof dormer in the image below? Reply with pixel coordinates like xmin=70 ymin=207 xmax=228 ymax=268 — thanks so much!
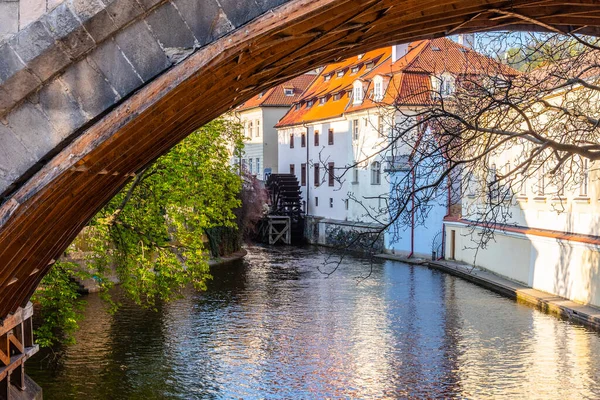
xmin=352 ymin=80 xmax=364 ymax=104
xmin=431 ymin=72 xmax=455 ymax=97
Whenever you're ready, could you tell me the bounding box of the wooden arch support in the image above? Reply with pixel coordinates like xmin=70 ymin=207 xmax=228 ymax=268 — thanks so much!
xmin=0 ymin=0 xmax=600 ymax=320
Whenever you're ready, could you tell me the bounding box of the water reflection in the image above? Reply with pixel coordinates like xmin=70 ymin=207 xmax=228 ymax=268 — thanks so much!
xmin=29 ymin=246 xmax=600 ymax=399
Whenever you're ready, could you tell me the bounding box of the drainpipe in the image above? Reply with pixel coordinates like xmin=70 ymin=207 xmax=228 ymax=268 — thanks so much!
xmin=408 ymin=165 xmax=416 ymax=259
xmin=305 ymin=125 xmax=310 ymax=217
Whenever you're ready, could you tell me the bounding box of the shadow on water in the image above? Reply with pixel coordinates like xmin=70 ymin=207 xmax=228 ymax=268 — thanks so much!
xmin=28 ymin=245 xmax=600 ymax=399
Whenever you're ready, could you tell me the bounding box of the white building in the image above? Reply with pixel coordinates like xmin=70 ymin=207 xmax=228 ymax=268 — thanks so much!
xmin=276 ymin=38 xmax=493 ymax=253
xmin=233 ymin=74 xmax=314 ymax=181
xmin=446 ymin=52 xmax=600 ymax=308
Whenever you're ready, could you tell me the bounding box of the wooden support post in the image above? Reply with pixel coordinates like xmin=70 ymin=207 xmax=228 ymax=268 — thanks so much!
xmin=10 ymin=363 xmax=24 ymax=391
xmin=22 ymin=320 xmax=33 ymax=349
xmin=0 ymin=371 xmax=9 ymax=400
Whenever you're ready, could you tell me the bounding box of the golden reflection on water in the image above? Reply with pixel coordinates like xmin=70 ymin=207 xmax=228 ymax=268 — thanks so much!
xmin=28 ymin=246 xmax=600 ymax=399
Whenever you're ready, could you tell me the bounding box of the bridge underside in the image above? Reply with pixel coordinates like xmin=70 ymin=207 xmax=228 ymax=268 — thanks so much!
xmin=0 ymin=0 xmax=600 ymax=321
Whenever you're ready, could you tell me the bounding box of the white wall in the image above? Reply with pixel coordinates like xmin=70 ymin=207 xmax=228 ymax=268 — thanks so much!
xmin=445 ymin=221 xmax=600 ymax=308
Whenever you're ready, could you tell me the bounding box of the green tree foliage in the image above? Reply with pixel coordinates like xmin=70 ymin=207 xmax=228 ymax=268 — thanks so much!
xmin=31 ymin=261 xmax=88 ymax=348
xmin=34 ymin=117 xmax=244 ymax=345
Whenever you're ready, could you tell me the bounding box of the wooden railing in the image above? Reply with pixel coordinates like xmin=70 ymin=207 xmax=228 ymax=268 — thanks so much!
xmin=0 ymin=303 xmax=39 ymax=400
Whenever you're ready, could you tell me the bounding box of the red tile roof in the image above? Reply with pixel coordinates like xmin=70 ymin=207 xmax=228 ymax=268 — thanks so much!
xmin=236 ymin=73 xmax=316 ymax=111
xmin=277 ymin=38 xmax=519 ymax=127
xmin=276 ymin=47 xmax=392 ymax=127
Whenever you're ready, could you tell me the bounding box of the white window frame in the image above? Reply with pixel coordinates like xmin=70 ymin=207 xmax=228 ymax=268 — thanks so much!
xmin=371 ymin=161 xmax=381 ymax=185
xmin=353 ymin=81 xmax=363 ymax=104
xmin=373 ymin=76 xmax=383 ymax=101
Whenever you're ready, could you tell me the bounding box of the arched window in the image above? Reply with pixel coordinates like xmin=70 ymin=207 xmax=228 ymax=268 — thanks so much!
xmin=353 ymin=81 xmax=363 ymax=104
xmin=371 ymin=161 xmax=381 ymax=185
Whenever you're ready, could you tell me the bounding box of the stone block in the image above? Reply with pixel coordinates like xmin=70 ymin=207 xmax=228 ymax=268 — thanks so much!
xmin=38 ymin=77 xmax=89 ymax=141
xmin=89 ymin=38 xmax=143 ymax=97
xmin=60 ymin=57 xmax=119 ymax=117
xmin=114 ymin=21 xmax=170 ymax=82
xmin=6 ymin=102 xmax=58 ymax=160
xmin=0 ymin=87 xmax=13 ymax=113
xmin=67 ymin=0 xmax=104 ymax=20
xmin=135 ymin=0 xmax=163 ymax=11
xmin=0 ymin=43 xmax=24 ymax=83
xmin=173 ymin=0 xmax=234 ymax=46
xmin=218 ymin=0 xmax=262 ymax=29
xmin=146 ymin=2 xmax=195 ymax=51
xmin=255 ymin=0 xmax=289 ymax=13
xmin=0 ymin=3 xmax=19 ymax=37
xmin=0 ymin=43 xmax=41 ymax=101
xmin=105 ymin=0 xmax=144 ymax=29
xmin=80 ymin=9 xmax=118 ymax=42
xmin=9 ymin=20 xmax=71 ymax=81
xmin=47 ymin=0 xmax=64 ymax=9
xmin=42 ymin=3 xmax=95 ymax=59
xmin=19 ymin=0 xmax=47 ymax=29
xmin=0 ymin=124 xmax=35 ymax=183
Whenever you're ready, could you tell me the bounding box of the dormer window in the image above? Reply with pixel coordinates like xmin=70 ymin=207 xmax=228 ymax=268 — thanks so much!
xmin=295 ymin=103 xmax=301 ymax=110
xmin=373 ymin=75 xmax=383 ymax=101
xmin=353 ymin=81 xmax=364 ymax=104
xmin=333 ymin=93 xmax=341 ymax=101
xmin=307 ymin=100 xmax=314 ymax=107
xmin=365 ymin=61 xmax=374 ymax=71
xmin=358 ymin=53 xmax=364 ymax=60
xmin=319 ymin=97 xmax=327 ymax=105
xmin=432 ymin=45 xmax=441 ymax=51
xmin=337 ymin=70 xmax=345 ymax=78
xmin=431 ymin=73 xmax=455 ymax=97
xmin=324 ymin=74 xmax=331 ymax=81
xmin=284 ymin=88 xmax=294 ymax=96
xmin=351 ymin=66 xmax=359 ymax=74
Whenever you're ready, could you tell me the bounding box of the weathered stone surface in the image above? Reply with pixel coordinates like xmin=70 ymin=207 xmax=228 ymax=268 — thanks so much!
xmin=146 ymin=2 xmax=195 ymax=51
xmin=219 ymin=0 xmax=261 ymax=28
xmin=255 ymin=0 xmax=290 ymax=13
xmin=0 ymin=3 xmax=19 ymax=38
xmin=42 ymin=3 xmax=95 ymax=59
xmin=172 ymin=0 xmax=232 ymax=46
xmin=6 ymin=102 xmax=58 ymax=159
xmin=9 ymin=20 xmax=71 ymax=81
xmin=0 ymin=43 xmax=41 ymax=100
xmin=19 ymin=0 xmax=47 ymax=29
xmin=105 ymin=0 xmax=144 ymax=29
xmin=38 ymin=77 xmax=88 ymax=140
xmin=67 ymin=0 xmax=103 ymax=20
xmin=79 ymin=8 xmax=118 ymax=43
xmin=135 ymin=0 xmax=163 ymax=11
xmin=114 ymin=21 xmax=170 ymax=82
xmin=48 ymin=0 xmax=65 ymax=9
xmin=0 ymin=87 xmax=13 ymax=113
xmin=0 ymin=44 xmax=24 ymax=83
xmin=90 ymin=38 xmax=143 ymax=97
xmin=0 ymin=124 xmax=34 ymax=183
xmin=60 ymin=57 xmax=119 ymax=117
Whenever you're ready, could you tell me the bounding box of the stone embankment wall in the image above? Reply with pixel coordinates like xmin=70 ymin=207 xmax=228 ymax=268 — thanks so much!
xmin=305 ymin=216 xmax=385 ymax=254
xmin=446 ymin=221 xmax=600 ymax=309
xmin=0 ymin=0 xmax=64 ymax=42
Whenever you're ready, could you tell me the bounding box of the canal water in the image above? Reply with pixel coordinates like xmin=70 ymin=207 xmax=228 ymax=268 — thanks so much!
xmin=28 ymin=246 xmax=600 ymax=399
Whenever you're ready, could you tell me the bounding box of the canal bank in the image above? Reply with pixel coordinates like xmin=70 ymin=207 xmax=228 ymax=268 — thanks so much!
xmin=375 ymin=253 xmax=600 ymax=330
xmin=72 ymin=249 xmax=248 ymax=293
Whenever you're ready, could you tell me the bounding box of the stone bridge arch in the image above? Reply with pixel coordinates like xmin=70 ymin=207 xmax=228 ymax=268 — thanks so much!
xmin=0 ymin=0 xmax=599 ymax=322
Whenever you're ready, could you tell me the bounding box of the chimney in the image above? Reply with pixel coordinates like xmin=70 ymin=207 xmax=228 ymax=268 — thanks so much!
xmin=457 ymin=34 xmax=475 ymax=49
xmin=392 ymin=43 xmax=409 ymax=63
